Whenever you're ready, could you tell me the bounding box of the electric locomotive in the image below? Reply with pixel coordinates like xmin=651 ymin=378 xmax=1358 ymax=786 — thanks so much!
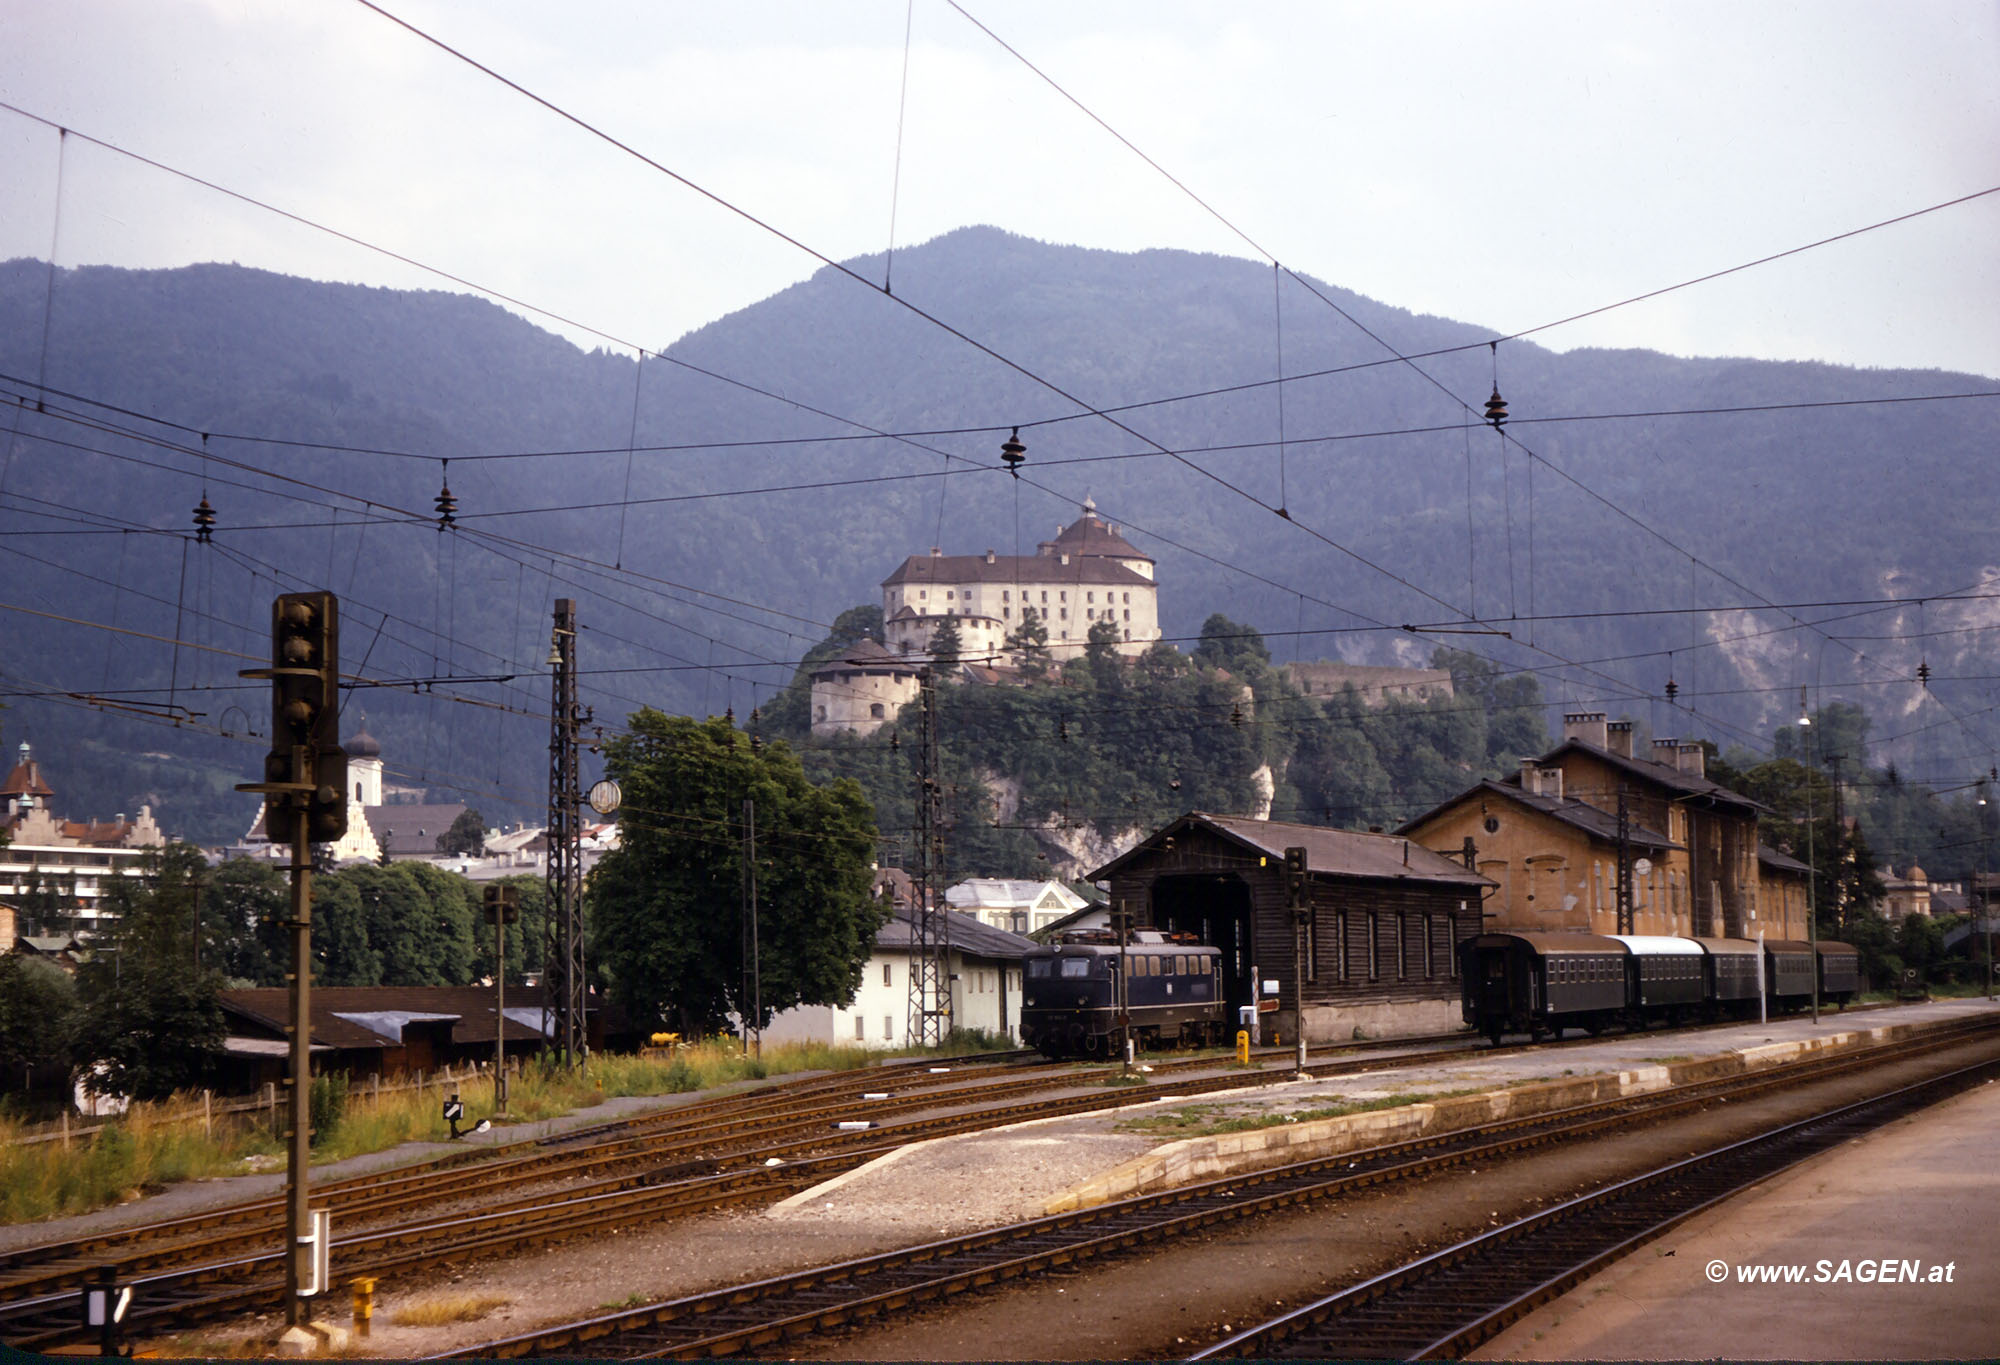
xmin=1020 ymin=931 xmax=1225 ymax=1059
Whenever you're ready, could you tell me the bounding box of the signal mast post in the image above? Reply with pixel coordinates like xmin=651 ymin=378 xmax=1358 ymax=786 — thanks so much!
xmin=237 ymin=592 xmax=345 ymax=1334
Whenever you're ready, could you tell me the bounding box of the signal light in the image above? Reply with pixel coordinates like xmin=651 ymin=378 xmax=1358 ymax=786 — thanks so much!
xmin=241 ymin=591 xmax=347 ymax=843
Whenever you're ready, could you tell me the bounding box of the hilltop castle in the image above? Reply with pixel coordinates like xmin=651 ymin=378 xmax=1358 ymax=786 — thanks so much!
xmin=811 ymin=499 xmax=1163 ymax=737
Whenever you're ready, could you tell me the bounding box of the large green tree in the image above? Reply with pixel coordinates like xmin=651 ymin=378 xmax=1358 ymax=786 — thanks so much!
xmin=592 ymin=711 xmax=886 ymax=1036
xmin=0 ymin=953 xmax=78 ymax=1090
xmin=72 ymin=842 xmax=227 ymax=1099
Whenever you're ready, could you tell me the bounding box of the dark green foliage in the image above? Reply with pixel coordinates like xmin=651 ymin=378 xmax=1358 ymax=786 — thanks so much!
xmin=928 ymin=615 xmax=964 ymax=668
xmin=72 ymin=843 xmax=227 ymax=1100
xmin=204 ymin=858 xmax=288 ymax=986
xmin=0 ymin=954 xmax=79 ymax=1087
xmin=592 ymin=712 xmax=886 ymax=1037
xmin=436 ymin=808 xmax=487 ymax=857
xmin=1194 ymin=614 xmax=1270 ymax=672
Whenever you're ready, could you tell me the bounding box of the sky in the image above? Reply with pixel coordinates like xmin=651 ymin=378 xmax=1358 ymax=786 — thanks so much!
xmin=0 ymin=0 xmax=1996 ymax=380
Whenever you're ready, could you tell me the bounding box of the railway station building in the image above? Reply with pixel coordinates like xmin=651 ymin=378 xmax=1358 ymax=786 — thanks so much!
xmin=1399 ymin=712 xmax=1808 ymax=941
xmin=1091 ymin=812 xmax=1495 ymax=1042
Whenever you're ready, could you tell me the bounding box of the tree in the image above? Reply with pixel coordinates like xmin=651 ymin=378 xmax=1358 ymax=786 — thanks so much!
xmin=436 ymin=807 xmax=488 ymax=857
xmin=592 ymin=711 xmax=886 ymax=1037
xmin=928 ymin=614 xmax=964 ymax=668
xmin=205 ymin=857 xmax=288 ymax=986
xmin=1193 ymin=613 xmax=1269 ymax=672
xmin=72 ymin=842 xmax=226 ymax=1099
xmin=1005 ymin=606 xmax=1050 ymax=679
xmin=0 ymin=953 xmax=78 ymax=1090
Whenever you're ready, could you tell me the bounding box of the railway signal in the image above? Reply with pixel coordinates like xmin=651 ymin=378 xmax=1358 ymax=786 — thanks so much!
xmin=1285 ymin=847 xmax=1310 ymax=1072
xmin=235 ymin=589 xmax=343 ymax=1334
xmin=81 ymin=1265 xmax=132 ymax=1357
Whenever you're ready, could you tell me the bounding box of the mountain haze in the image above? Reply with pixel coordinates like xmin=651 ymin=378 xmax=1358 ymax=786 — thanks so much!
xmin=1 ymin=227 xmax=1993 ymax=841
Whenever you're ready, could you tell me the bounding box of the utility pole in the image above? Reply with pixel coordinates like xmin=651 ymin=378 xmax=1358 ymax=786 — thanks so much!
xmin=1615 ymin=786 xmax=1634 ymax=936
xmin=237 ymin=591 xmax=344 ymax=1333
xmin=483 ymin=884 xmax=518 ymax=1113
xmin=545 ymin=599 xmax=588 ymax=1067
xmin=906 ymin=668 xmax=948 ymax=1044
xmin=1827 ymin=753 xmax=1847 ymax=938
xmin=742 ymin=797 xmax=761 ymax=1056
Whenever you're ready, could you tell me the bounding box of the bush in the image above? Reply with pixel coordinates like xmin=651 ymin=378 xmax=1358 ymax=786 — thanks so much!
xmin=309 ymin=1073 xmax=348 ymax=1147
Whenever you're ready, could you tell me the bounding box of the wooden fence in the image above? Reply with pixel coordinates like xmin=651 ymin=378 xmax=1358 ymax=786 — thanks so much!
xmin=5 ymin=1061 xmax=508 ymax=1149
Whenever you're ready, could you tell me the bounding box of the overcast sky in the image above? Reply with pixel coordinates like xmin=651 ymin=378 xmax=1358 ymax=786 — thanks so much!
xmin=1 ymin=0 xmax=1996 ymax=379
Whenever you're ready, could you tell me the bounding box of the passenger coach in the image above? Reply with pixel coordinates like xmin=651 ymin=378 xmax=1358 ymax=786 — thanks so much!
xmin=1461 ymin=932 xmax=1865 ymax=1042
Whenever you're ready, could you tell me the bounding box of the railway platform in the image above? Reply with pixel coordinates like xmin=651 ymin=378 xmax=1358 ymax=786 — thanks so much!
xmin=772 ymin=996 xmax=1999 ymax=1231
xmin=1473 ymin=1071 xmax=2000 ymax=1360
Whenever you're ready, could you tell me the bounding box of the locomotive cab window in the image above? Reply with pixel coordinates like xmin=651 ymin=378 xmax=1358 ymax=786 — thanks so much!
xmin=1028 ymin=959 xmax=1052 ymax=978
xmin=1059 ymin=958 xmax=1090 ymax=978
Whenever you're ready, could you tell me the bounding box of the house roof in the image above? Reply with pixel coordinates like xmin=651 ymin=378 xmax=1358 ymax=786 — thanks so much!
xmin=1040 ymin=502 xmax=1152 ymax=563
xmin=1398 ymin=780 xmax=1678 ymax=852
xmin=1 ymin=745 xmax=53 ymax=799
xmin=1092 ymin=811 xmax=1495 ymax=888
xmin=218 ymin=984 xmax=577 ymax=1049
xmin=810 ymin=638 xmax=921 ymax=679
xmin=875 ymin=907 xmax=1038 ymax=961
xmin=945 ymin=878 xmax=1087 ymax=914
xmin=883 ymin=554 xmax=1152 ymax=590
xmin=362 ymin=803 xmax=470 ymax=856
xmin=1757 ymin=843 xmax=1813 ymax=875
xmin=1534 ymin=738 xmax=1760 ymax=812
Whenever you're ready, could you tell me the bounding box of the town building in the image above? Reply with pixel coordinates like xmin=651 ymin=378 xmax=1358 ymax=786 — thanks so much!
xmin=0 ymin=742 xmax=168 ymax=931
xmin=944 ymin=877 xmax=1089 ymax=934
xmin=1281 ymin=661 xmax=1456 ymax=708
xmin=880 ymin=496 xmax=1162 ymax=665
xmin=1399 ymin=712 xmax=1807 ymax=941
xmin=1092 ymin=811 xmax=1494 ymax=1041
xmin=1879 ymin=864 xmax=1961 ymax=921
xmin=756 ymin=905 xmax=1036 ymax=1049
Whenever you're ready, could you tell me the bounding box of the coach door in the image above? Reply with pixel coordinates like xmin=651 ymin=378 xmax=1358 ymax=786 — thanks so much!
xmin=1149 ymin=873 xmax=1254 ymax=1017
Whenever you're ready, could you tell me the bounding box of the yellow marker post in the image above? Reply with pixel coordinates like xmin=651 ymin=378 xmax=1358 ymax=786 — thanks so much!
xmin=351 ymin=1276 xmax=377 ymax=1338
xmin=1235 ymin=1030 xmax=1250 ymax=1065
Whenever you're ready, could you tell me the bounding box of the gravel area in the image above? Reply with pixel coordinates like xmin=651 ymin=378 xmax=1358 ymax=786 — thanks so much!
xmin=98 ymin=997 xmax=1998 ymax=1357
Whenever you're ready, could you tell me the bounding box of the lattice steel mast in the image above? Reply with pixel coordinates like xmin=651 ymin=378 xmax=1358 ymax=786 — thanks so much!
xmin=545 ymin=597 xmax=588 ymax=1066
xmin=906 ymin=667 xmax=949 ymax=1044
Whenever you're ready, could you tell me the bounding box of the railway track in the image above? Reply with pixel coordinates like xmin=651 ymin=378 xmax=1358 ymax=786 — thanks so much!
xmin=420 ymin=1016 xmax=2000 ymax=1361
xmin=0 ymin=1025 xmax=1529 ymax=1319
xmin=0 ymin=1007 xmax=1938 ymax=1352
xmin=1192 ymin=1054 xmax=2000 ymax=1359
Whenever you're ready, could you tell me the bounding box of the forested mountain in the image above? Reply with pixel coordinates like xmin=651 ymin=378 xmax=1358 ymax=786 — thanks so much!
xmin=1 ymin=228 xmax=1994 ymax=855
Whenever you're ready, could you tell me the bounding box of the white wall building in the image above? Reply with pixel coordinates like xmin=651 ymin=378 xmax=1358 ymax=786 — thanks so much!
xmin=0 ymin=743 xmax=167 ymax=930
xmin=809 ymin=639 xmax=924 ymax=739
xmin=758 ymin=908 xmax=1036 ymax=1049
xmin=945 ymin=878 xmax=1089 ymax=935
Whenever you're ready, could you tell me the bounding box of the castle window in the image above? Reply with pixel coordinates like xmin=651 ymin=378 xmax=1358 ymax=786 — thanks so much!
xmin=815 ymin=705 xmax=827 ymax=721
xmin=870 ymin=703 xmax=885 ymax=719
xmin=1003 ymin=606 xmax=1010 ymax=618
xmin=1087 ymin=592 xmax=1094 ymax=603
xmin=1002 ymin=591 xmax=1010 ymax=602
xmin=1123 ymin=592 xmax=1130 ymax=604
xmin=1040 ymin=591 xmax=1048 ymax=603
xmin=919 ymin=590 xmax=927 ymax=600
xmin=1059 ymin=591 xmax=1067 ymax=602
xmin=355 ymin=783 xmax=363 ymax=802
xmin=1060 ymin=609 xmax=1068 ymax=621
xmin=945 ymin=590 xmax=954 ymax=600
xmin=1123 ymin=609 xmax=1130 ymax=621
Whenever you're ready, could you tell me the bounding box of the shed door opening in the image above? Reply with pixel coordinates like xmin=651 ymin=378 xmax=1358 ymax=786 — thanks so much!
xmin=1149 ymin=874 xmax=1254 ymax=1016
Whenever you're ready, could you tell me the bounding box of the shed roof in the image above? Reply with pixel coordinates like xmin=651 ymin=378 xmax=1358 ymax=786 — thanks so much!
xmin=1093 ymin=811 xmax=1494 ymax=888
xmin=219 ymin=984 xmax=571 ymax=1049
